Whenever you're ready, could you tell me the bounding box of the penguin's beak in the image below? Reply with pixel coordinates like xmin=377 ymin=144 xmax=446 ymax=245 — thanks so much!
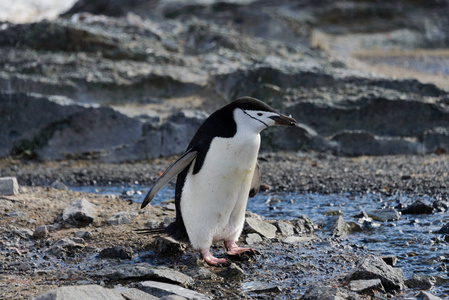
xmin=270 ymin=114 xmax=297 ymax=126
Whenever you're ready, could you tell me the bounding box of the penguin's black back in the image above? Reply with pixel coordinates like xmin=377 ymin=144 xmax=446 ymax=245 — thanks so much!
xmin=167 ymin=97 xmax=278 ymax=242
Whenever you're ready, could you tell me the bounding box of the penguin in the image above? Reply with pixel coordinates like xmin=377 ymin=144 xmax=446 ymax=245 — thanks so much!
xmin=140 ymin=96 xmax=297 ymax=266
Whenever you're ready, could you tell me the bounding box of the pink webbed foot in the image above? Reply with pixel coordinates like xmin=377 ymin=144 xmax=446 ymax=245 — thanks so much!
xmin=225 ymin=241 xmax=260 ymax=257
xmin=200 ymin=248 xmax=230 ymax=267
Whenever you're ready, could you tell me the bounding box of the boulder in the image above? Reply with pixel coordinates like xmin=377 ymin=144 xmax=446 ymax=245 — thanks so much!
xmin=345 ymin=256 xmax=406 ymax=291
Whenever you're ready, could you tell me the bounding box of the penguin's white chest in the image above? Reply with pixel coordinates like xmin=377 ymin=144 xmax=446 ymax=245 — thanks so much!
xmin=181 ymin=131 xmax=261 ymax=249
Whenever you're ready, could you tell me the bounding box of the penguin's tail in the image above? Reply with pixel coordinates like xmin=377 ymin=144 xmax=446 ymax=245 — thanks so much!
xmin=133 ymin=227 xmax=165 ymax=235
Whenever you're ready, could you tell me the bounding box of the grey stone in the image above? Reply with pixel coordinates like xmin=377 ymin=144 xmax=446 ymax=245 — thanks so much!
xmin=217 ymin=263 xmax=245 ymax=279
xmin=107 ymin=211 xmax=138 ymax=225
xmin=99 ymin=246 xmax=133 ymax=260
xmin=368 ymin=208 xmax=400 ymax=222
xmin=137 ymin=281 xmax=210 ymax=300
xmin=74 ymin=231 xmax=92 ymax=239
xmin=151 ymin=236 xmax=187 ymax=256
xmin=114 ymin=287 xmax=158 ymax=300
xmin=381 ymin=256 xmax=398 ymax=267
xmin=275 ymin=221 xmax=295 ymax=236
xmin=32 ymin=284 xmax=124 ymax=300
xmin=302 ymin=285 xmax=353 ymax=300
xmin=421 ymin=127 xmax=449 ymax=154
xmin=62 ymin=198 xmax=96 ymax=227
xmin=13 ymin=227 xmax=33 ymax=239
xmin=294 ymin=215 xmax=318 ymax=234
xmin=51 ymin=181 xmax=68 ymax=190
xmin=0 ymin=177 xmax=19 ymax=195
xmin=417 ymin=291 xmax=443 ymax=300
xmin=406 ymin=274 xmax=436 ymax=290
xmin=345 ymin=256 xmax=406 ymax=291
xmin=326 ymin=215 xmax=349 ymax=237
xmin=245 ymin=233 xmax=263 ymax=245
xmin=160 ymin=296 xmax=187 ymax=300
xmin=189 ymin=268 xmax=216 ymax=280
xmin=93 ymin=263 xmax=193 ymax=286
xmin=244 ymin=217 xmax=277 ymax=239
xmin=437 ymin=222 xmax=449 ymax=234
xmin=33 ymin=225 xmax=49 ymax=239
xmin=282 ymin=235 xmax=315 ymax=245
xmin=402 ymin=200 xmax=434 ymax=215
xmin=349 ymin=279 xmax=385 ymax=293
xmin=49 ymin=238 xmax=84 ymax=258
xmin=7 ymin=210 xmax=26 ymax=217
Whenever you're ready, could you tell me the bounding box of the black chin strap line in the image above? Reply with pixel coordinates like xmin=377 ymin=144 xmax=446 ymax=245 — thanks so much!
xmin=242 ymin=110 xmax=269 ymax=128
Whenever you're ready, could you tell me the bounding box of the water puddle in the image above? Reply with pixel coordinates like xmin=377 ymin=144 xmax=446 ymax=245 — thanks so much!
xmin=72 ymin=185 xmax=449 ymax=296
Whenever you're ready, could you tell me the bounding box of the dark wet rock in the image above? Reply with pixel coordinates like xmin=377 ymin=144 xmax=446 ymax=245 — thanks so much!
xmin=107 ymin=211 xmax=138 ymax=225
xmin=33 ymin=225 xmax=49 ymax=239
xmin=437 ymin=222 xmax=449 ymax=234
xmin=99 ymin=246 xmax=133 ymax=260
xmin=406 ymin=274 xmax=436 ymax=290
xmin=92 ymin=263 xmax=193 ymax=286
xmin=244 ymin=217 xmax=277 ymax=239
xmin=49 ymin=238 xmax=85 ymax=258
xmin=433 ymin=200 xmax=449 ymax=212
xmin=189 ymin=268 xmax=216 ymax=280
xmin=417 ymin=291 xmax=444 ymax=300
xmin=217 ymin=263 xmax=245 ymax=279
xmin=0 ymin=177 xmax=19 ymax=195
xmin=13 ymin=227 xmax=33 ymax=239
xmin=367 ymin=208 xmax=400 ymax=222
xmin=294 ymin=214 xmax=318 ymax=234
xmin=62 ymin=198 xmax=96 ymax=227
xmin=345 ymin=256 xmax=406 ymax=291
xmin=302 ymin=285 xmax=358 ymax=300
xmin=347 ymin=222 xmax=364 ymax=233
xmin=381 ymin=256 xmax=398 ymax=267
xmin=349 ymin=279 xmax=386 ymax=293
xmin=401 ymin=200 xmax=434 ymax=215
xmin=137 ymin=281 xmax=210 ymax=300
xmin=245 ymin=233 xmax=262 ymax=245
xmin=33 ymin=284 xmax=125 ymax=300
xmin=151 ymin=236 xmax=187 ymax=256
xmin=275 ymin=221 xmax=295 ymax=236
xmin=326 ymin=215 xmax=349 ymax=237
xmin=246 ymin=284 xmax=282 ymax=294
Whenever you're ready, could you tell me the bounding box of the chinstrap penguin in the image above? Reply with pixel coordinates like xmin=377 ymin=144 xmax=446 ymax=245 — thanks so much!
xmin=140 ymin=97 xmax=297 ymax=266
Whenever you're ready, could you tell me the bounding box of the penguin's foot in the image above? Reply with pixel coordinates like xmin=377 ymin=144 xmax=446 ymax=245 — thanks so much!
xmin=225 ymin=241 xmax=260 ymax=257
xmin=200 ymin=249 xmax=230 ymax=267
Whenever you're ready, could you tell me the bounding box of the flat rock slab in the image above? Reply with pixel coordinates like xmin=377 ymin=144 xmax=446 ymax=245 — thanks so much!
xmin=245 ymin=217 xmax=277 ymax=239
xmin=62 ymin=198 xmax=96 ymax=227
xmin=33 ymin=284 xmax=125 ymax=300
xmin=137 ymin=281 xmax=210 ymax=300
xmin=92 ymin=263 xmax=193 ymax=286
xmin=0 ymin=177 xmax=19 ymax=195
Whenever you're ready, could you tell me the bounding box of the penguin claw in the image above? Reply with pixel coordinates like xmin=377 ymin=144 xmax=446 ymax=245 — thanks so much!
xmin=201 ymin=250 xmax=230 ymax=267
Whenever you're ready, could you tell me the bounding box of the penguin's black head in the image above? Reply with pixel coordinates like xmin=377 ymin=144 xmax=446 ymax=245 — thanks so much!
xmin=230 ymin=97 xmax=297 ymax=133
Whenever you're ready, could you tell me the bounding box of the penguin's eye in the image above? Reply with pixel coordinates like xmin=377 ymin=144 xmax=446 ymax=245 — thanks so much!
xmin=257 ymin=113 xmax=263 ymax=116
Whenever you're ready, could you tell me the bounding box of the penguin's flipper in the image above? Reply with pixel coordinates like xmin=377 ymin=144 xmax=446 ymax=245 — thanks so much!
xmin=141 ymin=149 xmax=197 ymax=208
xmin=249 ymin=162 xmax=261 ymax=198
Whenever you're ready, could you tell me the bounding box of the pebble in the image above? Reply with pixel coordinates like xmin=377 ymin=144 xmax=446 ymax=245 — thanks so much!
xmin=294 ymin=214 xmax=317 ymax=233
xmin=74 ymin=231 xmax=92 ymax=239
xmin=244 ymin=217 xmax=277 ymax=239
xmin=245 ymin=233 xmax=263 ymax=245
xmin=417 ymin=291 xmax=444 ymax=300
xmin=401 ymin=200 xmax=434 ymax=215
xmin=33 ymin=225 xmax=49 ymax=239
xmin=217 ymin=263 xmax=245 ymax=279
xmin=151 ymin=236 xmax=187 ymax=256
xmin=275 ymin=221 xmax=295 ymax=236
xmin=138 ymin=281 xmax=209 ymax=300
xmin=406 ymin=274 xmax=436 ymax=290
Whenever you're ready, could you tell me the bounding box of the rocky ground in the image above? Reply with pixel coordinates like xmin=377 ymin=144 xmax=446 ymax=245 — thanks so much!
xmin=2 ymin=0 xmax=449 ymax=299
xmin=1 ymin=151 xmax=449 ymax=299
